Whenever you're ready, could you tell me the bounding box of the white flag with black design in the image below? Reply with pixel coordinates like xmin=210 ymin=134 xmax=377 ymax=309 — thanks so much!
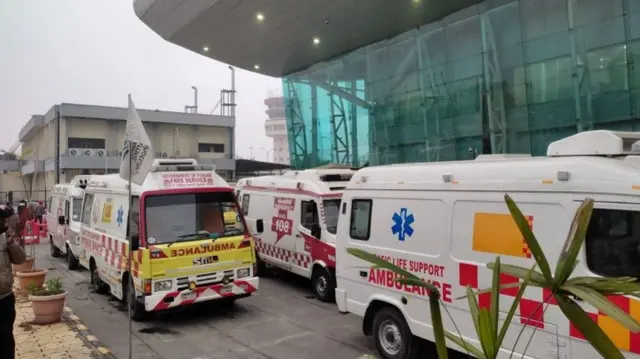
xmin=119 ymin=95 xmax=153 ymax=185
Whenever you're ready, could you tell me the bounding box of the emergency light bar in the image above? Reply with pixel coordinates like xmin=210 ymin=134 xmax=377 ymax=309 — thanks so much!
xmin=152 ymin=164 xmax=216 ymax=172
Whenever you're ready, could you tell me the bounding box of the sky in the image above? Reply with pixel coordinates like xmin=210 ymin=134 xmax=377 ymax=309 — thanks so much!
xmin=0 ymin=0 xmax=281 ymax=160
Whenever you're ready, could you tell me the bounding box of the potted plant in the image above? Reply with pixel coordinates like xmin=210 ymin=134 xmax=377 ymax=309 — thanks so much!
xmin=16 ymin=267 xmax=47 ymax=294
xmin=28 ymin=277 xmax=67 ymax=325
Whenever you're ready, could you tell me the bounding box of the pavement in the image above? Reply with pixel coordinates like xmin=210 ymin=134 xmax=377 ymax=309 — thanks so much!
xmin=12 ymin=274 xmax=106 ymax=358
xmin=24 ymin=243 xmax=449 ymax=359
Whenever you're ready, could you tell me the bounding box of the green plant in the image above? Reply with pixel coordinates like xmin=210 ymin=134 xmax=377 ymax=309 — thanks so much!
xmin=348 ymin=195 xmax=640 ymax=359
xmin=28 ymin=277 xmax=64 ymax=296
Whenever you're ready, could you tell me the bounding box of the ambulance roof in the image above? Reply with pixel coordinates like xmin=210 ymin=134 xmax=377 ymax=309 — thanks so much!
xmin=52 ymin=175 xmax=92 ymax=197
xmin=349 ymin=131 xmax=640 ymax=196
xmin=85 ymin=159 xmax=231 ymax=195
xmin=237 ymin=168 xmax=355 ymax=196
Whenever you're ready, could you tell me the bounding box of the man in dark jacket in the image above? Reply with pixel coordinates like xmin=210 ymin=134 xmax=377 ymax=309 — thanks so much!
xmin=0 ymin=205 xmax=26 ymax=359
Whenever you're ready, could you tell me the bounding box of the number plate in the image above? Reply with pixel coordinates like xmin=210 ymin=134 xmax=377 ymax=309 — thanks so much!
xmin=181 ymin=292 xmax=197 ymax=301
xmin=219 ymin=285 xmax=233 ymax=294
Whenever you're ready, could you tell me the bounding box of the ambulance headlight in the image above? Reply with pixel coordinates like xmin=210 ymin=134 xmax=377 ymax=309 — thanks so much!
xmin=237 ymin=268 xmax=250 ymax=279
xmin=153 ymin=280 xmax=172 ymax=292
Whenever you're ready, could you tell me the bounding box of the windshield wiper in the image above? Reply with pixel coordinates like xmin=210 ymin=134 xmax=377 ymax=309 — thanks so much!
xmin=167 ymin=231 xmax=211 ymax=247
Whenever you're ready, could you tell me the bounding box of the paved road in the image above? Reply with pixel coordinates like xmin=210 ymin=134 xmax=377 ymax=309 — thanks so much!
xmin=33 ymin=243 xmax=379 ymax=359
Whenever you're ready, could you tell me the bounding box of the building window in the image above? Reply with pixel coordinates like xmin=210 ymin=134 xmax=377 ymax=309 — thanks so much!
xmin=68 ymin=138 xmax=105 ymax=149
xmin=198 ymin=143 xmax=225 ymax=153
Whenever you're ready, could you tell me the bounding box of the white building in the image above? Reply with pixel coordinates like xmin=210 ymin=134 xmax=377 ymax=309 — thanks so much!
xmin=16 ymin=102 xmax=236 ymax=200
xmin=264 ymin=96 xmax=289 ymax=165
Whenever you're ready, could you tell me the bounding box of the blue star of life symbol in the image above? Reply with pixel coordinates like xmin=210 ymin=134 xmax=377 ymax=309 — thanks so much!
xmin=391 ymin=208 xmax=414 ymax=241
xmin=116 ymin=206 xmax=124 ymax=227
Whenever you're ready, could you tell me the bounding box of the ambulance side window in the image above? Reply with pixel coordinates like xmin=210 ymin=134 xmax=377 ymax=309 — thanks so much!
xmin=585 ymin=208 xmax=640 ymax=278
xmin=301 ymin=201 xmax=319 ymax=229
xmin=350 ymin=199 xmax=372 ymax=241
xmin=81 ymin=194 xmax=94 ymax=225
xmin=241 ymin=194 xmax=250 ymax=216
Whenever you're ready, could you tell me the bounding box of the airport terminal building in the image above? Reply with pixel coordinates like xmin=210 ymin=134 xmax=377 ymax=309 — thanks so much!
xmin=136 ymin=0 xmax=640 ymax=169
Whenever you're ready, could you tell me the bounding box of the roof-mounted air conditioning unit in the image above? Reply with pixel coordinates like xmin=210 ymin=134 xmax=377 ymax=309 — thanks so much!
xmin=96 ymin=149 xmax=106 ymax=157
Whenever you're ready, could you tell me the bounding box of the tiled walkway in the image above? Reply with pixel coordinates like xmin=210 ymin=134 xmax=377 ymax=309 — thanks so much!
xmin=13 ymin=285 xmax=98 ymax=359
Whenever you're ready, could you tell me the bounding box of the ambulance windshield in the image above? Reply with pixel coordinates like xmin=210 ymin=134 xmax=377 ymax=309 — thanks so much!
xmin=72 ymin=198 xmax=83 ymax=222
xmin=323 ymin=199 xmax=340 ymax=234
xmin=144 ymin=191 xmax=245 ymax=244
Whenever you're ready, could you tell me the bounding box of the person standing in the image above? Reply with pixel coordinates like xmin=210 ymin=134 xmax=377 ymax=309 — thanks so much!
xmin=0 ymin=206 xmax=27 ymax=359
xmin=34 ymin=201 xmax=45 ymax=223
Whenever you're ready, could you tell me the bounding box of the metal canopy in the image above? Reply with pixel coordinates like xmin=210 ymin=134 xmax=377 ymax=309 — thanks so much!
xmin=134 ymin=0 xmax=479 ymax=77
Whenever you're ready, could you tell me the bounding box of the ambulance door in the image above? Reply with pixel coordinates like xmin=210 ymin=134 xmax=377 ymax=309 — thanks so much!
xmin=572 ymin=200 xmax=640 ymax=357
xmin=262 ymin=194 xmax=297 ymax=270
xmin=60 ymin=198 xmax=71 ymax=253
xmin=294 ymin=198 xmax=320 ymax=277
xmin=55 ymin=195 xmax=67 ymax=250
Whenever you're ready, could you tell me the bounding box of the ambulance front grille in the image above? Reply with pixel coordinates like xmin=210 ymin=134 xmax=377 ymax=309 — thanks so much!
xmin=176 ymin=269 xmax=235 ymax=290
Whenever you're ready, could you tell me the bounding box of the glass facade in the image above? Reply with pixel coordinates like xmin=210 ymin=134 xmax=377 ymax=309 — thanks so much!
xmin=282 ymin=0 xmax=640 ymax=169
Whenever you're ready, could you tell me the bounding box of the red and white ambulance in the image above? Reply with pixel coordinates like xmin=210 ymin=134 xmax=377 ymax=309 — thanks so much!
xmin=336 ymin=130 xmax=640 ymax=359
xmin=46 ymin=175 xmax=92 ymax=270
xmin=236 ymin=168 xmax=354 ymax=301
xmin=80 ymin=159 xmax=260 ymax=320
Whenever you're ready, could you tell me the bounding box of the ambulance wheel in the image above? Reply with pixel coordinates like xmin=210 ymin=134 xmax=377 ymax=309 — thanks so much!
xmin=90 ymin=261 xmax=109 ymax=294
xmin=66 ymin=246 xmax=79 ymax=270
xmin=372 ymin=307 xmax=421 ymax=359
xmin=256 ymin=251 xmax=268 ymax=277
xmin=124 ymin=277 xmax=147 ymax=321
xmin=311 ymin=267 xmax=335 ymax=303
xmin=50 ymin=239 xmax=61 ymax=258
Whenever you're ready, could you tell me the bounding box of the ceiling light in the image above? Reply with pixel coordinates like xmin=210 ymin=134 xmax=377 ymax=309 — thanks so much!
xmin=256 ymin=13 xmax=264 ymax=21
xmin=254 ymin=64 xmax=260 ymax=70
xmin=313 ymin=37 xmax=321 ymax=45
xmin=203 ymin=46 xmax=209 ymax=52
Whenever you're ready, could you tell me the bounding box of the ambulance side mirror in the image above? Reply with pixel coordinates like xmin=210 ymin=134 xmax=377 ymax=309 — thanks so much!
xmin=130 ymin=235 xmax=140 ymax=251
xmin=58 ymin=215 xmax=66 ymax=226
xmin=255 ymin=219 xmax=264 ymax=234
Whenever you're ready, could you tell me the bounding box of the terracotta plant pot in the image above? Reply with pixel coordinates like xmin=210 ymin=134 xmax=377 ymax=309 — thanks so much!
xmin=12 ymin=256 xmax=35 ymax=275
xmin=16 ymin=269 xmax=47 ymax=293
xmin=29 ymin=291 xmax=67 ymax=325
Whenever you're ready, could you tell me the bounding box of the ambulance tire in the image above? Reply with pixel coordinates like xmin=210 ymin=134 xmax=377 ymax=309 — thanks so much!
xmin=256 ymin=251 xmax=268 ymax=277
xmin=90 ymin=261 xmax=109 ymax=294
xmin=66 ymin=245 xmax=79 ymax=270
xmin=50 ymin=238 xmax=61 ymax=258
xmin=124 ymin=277 xmax=148 ymax=322
xmin=372 ymin=307 xmax=421 ymax=359
xmin=311 ymin=267 xmax=335 ymax=303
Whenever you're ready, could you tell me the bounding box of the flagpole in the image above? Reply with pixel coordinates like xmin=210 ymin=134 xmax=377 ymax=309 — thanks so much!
xmin=127 ymin=100 xmax=134 ymax=359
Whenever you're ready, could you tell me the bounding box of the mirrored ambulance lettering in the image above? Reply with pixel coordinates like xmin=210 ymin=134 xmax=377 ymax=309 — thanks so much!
xmin=170 ymin=243 xmax=236 ymax=257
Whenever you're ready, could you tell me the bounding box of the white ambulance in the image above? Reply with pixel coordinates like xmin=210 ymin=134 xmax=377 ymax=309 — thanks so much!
xmin=46 ymin=175 xmax=92 ymax=270
xmin=236 ymin=168 xmax=354 ymax=301
xmin=80 ymin=159 xmax=260 ymax=320
xmin=336 ymin=130 xmax=640 ymax=359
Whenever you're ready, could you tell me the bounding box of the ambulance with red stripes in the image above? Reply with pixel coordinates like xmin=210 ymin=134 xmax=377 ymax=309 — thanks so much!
xmin=236 ymin=168 xmax=354 ymax=302
xmin=337 ymin=130 xmax=640 ymax=359
xmin=80 ymin=158 xmax=261 ymax=320
xmin=46 ymin=175 xmax=92 ymax=270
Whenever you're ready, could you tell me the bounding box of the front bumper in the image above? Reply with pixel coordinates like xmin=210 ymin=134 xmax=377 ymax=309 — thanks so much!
xmin=145 ymin=276 xmax=259 ymax=311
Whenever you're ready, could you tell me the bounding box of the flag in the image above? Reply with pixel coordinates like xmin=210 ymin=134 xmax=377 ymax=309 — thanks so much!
xmin=119 ymin=95 xmax=153 ymax=185
xmin=472 ymin=212 xmax=533 ymax=258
